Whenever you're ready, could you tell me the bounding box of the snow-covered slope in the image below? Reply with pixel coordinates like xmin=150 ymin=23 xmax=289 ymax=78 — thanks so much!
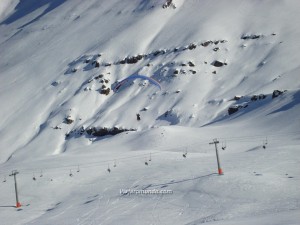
xmin=0 ymin=0 xmax=299 ymax=224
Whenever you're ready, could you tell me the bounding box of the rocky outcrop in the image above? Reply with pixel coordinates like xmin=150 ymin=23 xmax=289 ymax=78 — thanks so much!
xmin=162 ymin=0 xmax=176 ymax=9
xmin=228 ymin=106 xmax=239 ymax=115
xmin=272 ymin=90 xmax=285 ymax=98
xmin=86 ymin=127 xmax=136 ymax=137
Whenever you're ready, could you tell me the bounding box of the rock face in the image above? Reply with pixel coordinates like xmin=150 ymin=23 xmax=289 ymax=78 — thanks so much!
xmin=228 ymin=106 xmax=240 ymax=115
xmin=86 ymin=127 xmax=136 ymax=137
xmin=162 ymin=0 xmax=176 ymax=9
xmin=272 ymin=90 xmax=285 ymax=98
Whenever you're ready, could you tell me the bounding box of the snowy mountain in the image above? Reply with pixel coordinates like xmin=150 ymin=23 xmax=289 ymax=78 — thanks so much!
xmin=0 ymin=0 xmax=299 ymax=224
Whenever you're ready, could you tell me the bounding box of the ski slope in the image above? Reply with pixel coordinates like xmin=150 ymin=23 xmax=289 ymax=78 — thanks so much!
xmin=0 ymin=0 xmax=299 ymax=224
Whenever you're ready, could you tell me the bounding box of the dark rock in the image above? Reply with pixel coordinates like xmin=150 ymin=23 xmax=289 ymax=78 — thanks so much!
xmin=153 ymin=50 xmax=166 ymax=56
xmin=201 ymin=41 xmax=213 ymax=47
xmin=119 ymin=59 xmax=126 ymax=64
xmin=162 ymin=0 xmax=175 ymax=9
xmin=272 ymin=90 xmax=284 ymax=98
xmin=213 ymin=47 xmax=219 ymax=52
xmin=85 ymin=59 xmax=91 ymax=63
xmin=190 ymin=70 xmax=196 ymax=74
xmin=212 ymin=71 xmax=216 ymax=74
xmin=126 ymin=55 xmax=144 ymax=64
xmin=228 ymin=106 xmax=239 ymax=115
xmin=212 ymin=60 xmax=225 ymax=67
xmin=100 ymin=88 xmax=110 ymax=95
xmin=65 ymin=116 xmax=74 ymax=124
xmin=71 ymin=68 xmax=77 ymax=73
xmin=188 ymin=61 xmax=195 ymax=67
xmin=51 ymin=81 xmax=59 ymax=86
xmin=86 ymin=127 xmax=136 ymax=137
xmin=233 ymin=96 xmax=243 ymax=100
xmin=105 ymin=63 xmax=111 ymax=67
xmin=181 ymin=63 xmax=187 ymax=66
xmin=95 ymin=74 xmax=104 ymax=79
xmin=174 ymin=69 xmax=179 ymax=75
xmin=251 ymin=95 xmax=258 ymax=101
xmin=181 ymin=69 xmax=186 ymax=74
xmin=241 ymin=34 xmax=261 ymax=40
xmin=188 ymin=43 xmax=197 ymax=50
xmin=259 ymin=94 xmax=266 ymax=100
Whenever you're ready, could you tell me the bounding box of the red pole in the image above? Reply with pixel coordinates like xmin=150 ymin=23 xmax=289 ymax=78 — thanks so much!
xmin=10 ymin=170 xmax=21 ymax=208
xmin=210 ymin=139 xmax=224 ymax=175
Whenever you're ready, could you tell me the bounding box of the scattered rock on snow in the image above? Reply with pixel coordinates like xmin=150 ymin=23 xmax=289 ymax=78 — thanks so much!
xmin=188 ymin=61 xmax=195 ymax=67
xmin=272 ymin=90 xmax=285 ymax=98
xmin=100 ymin=88 xmax=110 ymax=95
xmin=212 ymin=60 xmax=226 ymax=67
xmin=228 ymin=106 xmax=240 ymax=115
xmin=201 ymin=41 xmax=213 ymax=47
xmin=241 ymin=34 xmax=261 ymax=40
xmin=188 ymin=43 xmax=197 ymax=50
xmin=233 ymin=95 xmax=243 ymax=100
xmin=65 ymin=116 xmax=74 ymax=124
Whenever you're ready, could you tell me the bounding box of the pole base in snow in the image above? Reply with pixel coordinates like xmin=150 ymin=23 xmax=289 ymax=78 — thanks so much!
xmin=218 ymin=168 xmax=224 ymax=175
xmin=16 ymin=202 xmax=21 ymax=208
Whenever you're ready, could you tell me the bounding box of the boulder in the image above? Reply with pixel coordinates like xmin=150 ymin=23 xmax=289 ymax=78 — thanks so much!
xmin=100 ymin=88 xmax=110 ymax=95
xmin=188 ymin=43 xmax=197 ymax=50
xmin=228 ymin=106 xmax=239 ymax=115
xmin=212 ymin=60 xmax=225 ymax=67
xmin=241 ymin=34 xmax=261 ymax=40
xmin=188 ymin=61 xmax=195 ymax=67
xmin=65 ymin=116 xmax=74 ymax=124
xmin=201 ymin=41 xmax=213 ymax=47
xmin=272 ymin=90 xmax=284 ymax=98
xmin=251 ymin=95 xmax=258 ymax=101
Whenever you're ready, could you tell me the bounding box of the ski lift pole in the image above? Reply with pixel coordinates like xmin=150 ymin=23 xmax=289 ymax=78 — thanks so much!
xmin=209 ymin=139 xmax=224 ymax=175
xmin=9 ymin=170 xmax=21 ymax=208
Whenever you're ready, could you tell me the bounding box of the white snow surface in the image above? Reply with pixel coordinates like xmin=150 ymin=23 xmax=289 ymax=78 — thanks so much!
xmin=0 ymin=0 xmax=300 ymax=224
